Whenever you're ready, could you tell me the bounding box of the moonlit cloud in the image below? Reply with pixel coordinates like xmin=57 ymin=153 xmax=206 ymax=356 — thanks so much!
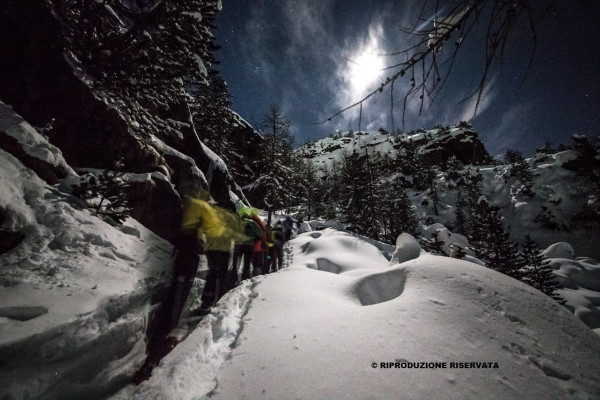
xmin=482 ymin=101 xmax=537 ymax=159
xmin=455 ymin=75 xmax=498 ymax=123
xmin=283 ymin=2 xmax=333 ymax=48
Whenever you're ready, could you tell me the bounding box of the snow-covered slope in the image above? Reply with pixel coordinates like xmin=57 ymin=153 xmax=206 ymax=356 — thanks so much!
xmin=117 ymin=229 xmax=600 ymax=399
xmin=297 ymin=127 xmax=598 ymax=259
xmin=0 ymin=147 xmax=173 ymax=398
xmin=477 ymin=152 xmax=599 ymax=258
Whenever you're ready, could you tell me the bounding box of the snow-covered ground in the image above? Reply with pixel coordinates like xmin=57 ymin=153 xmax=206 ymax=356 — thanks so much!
xmin=116 ymin=229 xmax=600 ymax=399
xmin=2 ymin=109 xmax=600 ymax=398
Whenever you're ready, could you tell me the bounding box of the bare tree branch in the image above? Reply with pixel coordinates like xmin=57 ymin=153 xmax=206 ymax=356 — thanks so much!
xmin=318 ymin=0 xmax=559 ymax=131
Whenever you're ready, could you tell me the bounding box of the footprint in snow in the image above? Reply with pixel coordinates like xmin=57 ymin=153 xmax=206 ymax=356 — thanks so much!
xmin=355 ymin=268 xmax=407 ymax=306
xmin=0 ymin=306 xmax=48 ymax=321
xmin=308 ymin=258 xmax=341 ymax=274
xmin=428 ymin=298 xmax=446 ymax=306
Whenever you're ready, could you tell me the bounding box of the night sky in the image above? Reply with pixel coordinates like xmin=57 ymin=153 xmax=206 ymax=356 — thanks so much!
xmin=215 ymin=1 xmax=600 ymax=158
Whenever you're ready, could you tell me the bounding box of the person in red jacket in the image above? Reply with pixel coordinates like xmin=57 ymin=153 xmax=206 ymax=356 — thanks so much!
xmin=249 ymin=211 xmax=267 ymax=276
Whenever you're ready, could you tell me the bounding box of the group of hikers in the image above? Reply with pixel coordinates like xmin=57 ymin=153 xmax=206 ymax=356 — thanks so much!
xmin=191 ymin=198 xmax=293 ymax=312
xmin=135 ymin=193 xmax=294 ymax=383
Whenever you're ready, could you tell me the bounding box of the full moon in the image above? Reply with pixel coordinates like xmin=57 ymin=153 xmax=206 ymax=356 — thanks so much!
xmin=349 ymin=50 xmax=384 ymax=95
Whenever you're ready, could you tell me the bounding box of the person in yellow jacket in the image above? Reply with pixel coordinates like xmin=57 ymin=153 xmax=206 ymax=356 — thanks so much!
xmin=180 ymin=196 xmax=246 ymax=312
xmin=135 ymin=194 xmax=244 ymax=384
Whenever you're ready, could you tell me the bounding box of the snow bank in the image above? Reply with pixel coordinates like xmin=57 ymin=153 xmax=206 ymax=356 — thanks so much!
xmin=0 ymin=148 xmax=172 ymax=399
xmin=547 ymin=251 xmax=600 ymax=332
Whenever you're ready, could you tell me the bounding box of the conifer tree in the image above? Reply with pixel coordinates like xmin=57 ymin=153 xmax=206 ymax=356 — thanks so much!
xmin=519 ymin=236 xmax=565 ymax=304
xmin=505 ymin=149 xmax=535 ymax=196
xmin=338 ymin=148 xmax=383 ymax=238
xmin=286 ymin=152 xmax=310 ymax=214
xmin=396 ymin=187 xmax=420 ymax=237
xmin=192 ymin=69 xmax=233 ymax=154
xmin=301 ymin=160 xmax=319 ymax=220
xmin=49 ymin=0 xmax=225 ymax=138
xmin=446 ymin=155 xmax=464 ymax=181
xmin=362 ymin=147 xmax=383 ymax=240
xmin=455 ymin=190 xmax=468 ymax=234
xmin=379 ymin=176 xmax=419 ymax=243
xmin=72 ymin=160 xmax=131 ymax=224
xmin=397 ymin=138 xmax=419 ymax=175
xmin=320 ymin=160 xmax=342 ymax=220
xmin=414 ymin=162 xmax=440 ymax=215
xmin=568 ymin=135 xmax=600 ymax=217
xmin=249 ymin=105 xmax=296 ymax=225
xmin=462 ymin=167 xmax=483 ymax=203
xmin=340 ymin=150 xmax=367 ymax=233
xmin=469 ymin=197 xmax=522 ymax=280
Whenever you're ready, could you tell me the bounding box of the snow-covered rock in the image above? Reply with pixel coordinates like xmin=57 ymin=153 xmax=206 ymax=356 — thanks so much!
xmin=0 ymin=101 xmax=75 ymax=184
xmin=298 ymin=127 xmax=490 ymax=174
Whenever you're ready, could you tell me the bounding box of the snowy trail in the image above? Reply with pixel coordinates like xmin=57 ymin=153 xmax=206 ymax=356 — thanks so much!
xmin=115 ymin=229 xmax=600 ymax=399
xmin=111 ymin=276 xmax=265 ymax=399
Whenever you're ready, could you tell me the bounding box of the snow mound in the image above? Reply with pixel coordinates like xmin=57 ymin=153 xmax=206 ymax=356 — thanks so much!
xmin=548 ymin=255 xmax=600 ymax=331
xmin=543 ymin=242 xmax=576 ymax=260
xmin=296 ymin=228 xmax=389 ymax=273
xmin=390 ymin=232 xmax=423 ymax=264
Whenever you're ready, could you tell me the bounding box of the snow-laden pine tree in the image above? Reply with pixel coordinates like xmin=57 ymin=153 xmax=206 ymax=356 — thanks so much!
xmin=378 ymin=175 xmax=419 ymax=243
xmin=48 ymin=0 xmax=224 ymax=139
xmin=246 ymin=105 xmax=298 ymax=225
xmin=321 ymin=160 xmax=342 ymax=220
xmin=414 ymin=163 xmax=440 ymax=215
xmin=519 ymin=235 xmax=565 ymax=304
xmin=567 ymin=135 xmax=600 ymax=222
xmin=396 ymin=138 xmax=419 ymax=175
xmin=445 ymin=155 xmax=464 ymax=182
xmin=339 ymin=148 xmax=384 ymax=238
xmin=299 ymin=160 xmax=319 ymax=220
xmin=469 ymin=197 xmax=523 ymax=280
xmin=362 ymin=147 xmax=384 ymax=240
xmin=455 ymin=190 xmax=468 ymax=234
xmin=340 ymin=150 xmax=368 ymax=234
xmin=72 ymin=161 xmax=131 ymax=224
xmin=504 ymin=149 xmax=535 ymax=197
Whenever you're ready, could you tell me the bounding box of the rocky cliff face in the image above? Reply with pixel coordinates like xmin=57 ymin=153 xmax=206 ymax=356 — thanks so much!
xmin=298 ymin=126 xmax=491 ymax=174
xmin=0 ymin=0 xmax=249 ymax=242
